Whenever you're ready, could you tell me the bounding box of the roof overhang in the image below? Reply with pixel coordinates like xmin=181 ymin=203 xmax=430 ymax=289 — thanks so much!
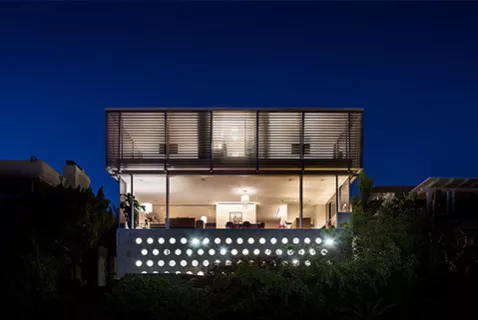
xmin=411 ymin=177 xmax=478 ymax=193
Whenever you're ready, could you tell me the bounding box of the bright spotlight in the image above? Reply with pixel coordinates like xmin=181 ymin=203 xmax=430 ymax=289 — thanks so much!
xmin=191 ymin=238 xmax=200 ymax=246
xmin=325 ymin=238 xmax=335 ymax=246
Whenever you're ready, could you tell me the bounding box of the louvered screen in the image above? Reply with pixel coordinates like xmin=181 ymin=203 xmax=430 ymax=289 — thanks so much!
xmin=258 ymin=112 xmax=302 ymax=168
xmin=106 ymin=111 xmax=120 ymax=170
xmin=106 ymin=109 xmax=363 ymax=172
xmin=212 ymin=111 xmax=257 ymax=168
xmin=166 ymin=111 xmax=210 ymax=169
xmin=303 ymin=112 xmax=349 ymax=169
xmin=113 ymin=112 xmax=166 ymax=171
xmin=349 ymin=112 xmax=363 ymax=169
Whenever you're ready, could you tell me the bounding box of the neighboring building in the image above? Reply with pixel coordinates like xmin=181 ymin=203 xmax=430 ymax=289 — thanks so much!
xmin=0 ymin=157 xmax=90 ymax=199
xmin=411 ymin=178 xmax=478 ymax=235
xmin=106 ymin=107 xmax=364 ymax=275
xmin=373 ymin=178 xmax=478 ymax=245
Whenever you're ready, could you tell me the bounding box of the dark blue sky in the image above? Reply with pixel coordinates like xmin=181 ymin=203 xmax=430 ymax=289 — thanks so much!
xmin=1 ymin=2 xmax=477 ymax=202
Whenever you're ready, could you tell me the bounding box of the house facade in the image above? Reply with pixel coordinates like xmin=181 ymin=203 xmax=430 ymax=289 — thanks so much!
xmin=106 ymin=107 xmax=363 ymax=276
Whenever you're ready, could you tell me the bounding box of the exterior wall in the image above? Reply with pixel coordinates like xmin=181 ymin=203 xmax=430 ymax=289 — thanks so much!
xmin=0 ymin=160 xmax=62 ymax=186
xmin=63 ymin=163 xmax=91 ymax=189
xmin=117 ymin=228 xmax=333 ymax=277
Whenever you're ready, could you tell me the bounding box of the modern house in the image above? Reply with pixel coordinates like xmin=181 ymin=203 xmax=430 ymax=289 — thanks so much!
xmin=106 ymin=107 xmax=363 ymax=275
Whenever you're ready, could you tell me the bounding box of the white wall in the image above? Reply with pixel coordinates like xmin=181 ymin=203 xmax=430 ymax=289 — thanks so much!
xmin=216 ymin=203 xmax=256 ymax=228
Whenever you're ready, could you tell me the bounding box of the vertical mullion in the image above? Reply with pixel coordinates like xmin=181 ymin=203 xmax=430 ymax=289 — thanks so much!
xmin=164 ymin=112 xmax=168 ymax=172
xmin=347 ymin=112 xmax=351 ymax=172
xmin=118 ymin=112 xmax=122 ymax=172
xmin=209 ymin=110 xmax=213 ymax=172
xmin=165 ymin=173 xmax=170 ymax=229
xmin=256 ymin=111 xmax=259 ymax=172
xmin=130 ymin=174 xmax=134 ymax=229
xmin=335 ymin=173 xmax=339 ymax=219
xmin=299 ymin=173 xmax=303 ymax=229
xmin=300 ymin=112 xmax=305 ymax=171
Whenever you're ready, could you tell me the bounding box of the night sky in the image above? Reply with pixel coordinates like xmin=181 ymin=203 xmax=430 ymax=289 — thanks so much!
xmin=1 ymin=2 xmax=477 ymax=202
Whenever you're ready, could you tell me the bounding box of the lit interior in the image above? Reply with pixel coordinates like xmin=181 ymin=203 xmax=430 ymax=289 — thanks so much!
xmin=119 ymin=174 xmax=350 ymax=229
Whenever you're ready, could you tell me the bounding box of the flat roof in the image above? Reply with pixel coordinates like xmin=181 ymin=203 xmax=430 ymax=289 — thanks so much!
xmin=411 ymin=177 xmax=478 ymax=193
xmin=105 ymin=106 xmax=364 ymax=113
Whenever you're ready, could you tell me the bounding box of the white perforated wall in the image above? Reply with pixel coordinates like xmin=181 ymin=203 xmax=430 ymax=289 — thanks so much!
xmin=117 ymin=229 xmax=332 ymax=277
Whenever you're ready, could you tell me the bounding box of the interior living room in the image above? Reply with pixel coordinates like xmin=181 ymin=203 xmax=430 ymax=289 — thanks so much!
xmin=118 ymin=173 xmax=351 ymax=230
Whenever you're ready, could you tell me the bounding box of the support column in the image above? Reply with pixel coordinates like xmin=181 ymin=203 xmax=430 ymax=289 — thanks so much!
xmin=165 ymin=173 xmax=170 ymax=229
xmin=130 ymin=174 xmax=134 ymax=229
xmin=299 ymin=173 xmax=303 ymax=229
xmin=451 ymin=189 xmax=456 ymax=214
xmin=446 ymin=190 xmax=451 ymax=215
xmin=335 ymin=174 xmax=339 ymax=217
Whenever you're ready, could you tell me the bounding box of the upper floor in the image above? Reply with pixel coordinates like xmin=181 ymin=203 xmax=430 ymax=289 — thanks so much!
xmin=106 ymin=107 xmax=363 ymax=174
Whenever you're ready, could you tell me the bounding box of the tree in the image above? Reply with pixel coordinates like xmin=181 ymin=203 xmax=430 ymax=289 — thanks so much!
xmin=2 ymin=182 xmax=116 ymax=311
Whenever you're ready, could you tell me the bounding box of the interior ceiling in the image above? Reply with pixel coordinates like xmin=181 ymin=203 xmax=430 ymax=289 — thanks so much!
xmin=122 ymin=174 xmax=348 ymax=206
